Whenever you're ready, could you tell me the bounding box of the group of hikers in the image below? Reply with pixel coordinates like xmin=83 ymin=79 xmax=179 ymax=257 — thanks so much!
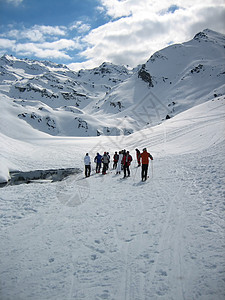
xmin=84 ymin=148 xmax=153 ymax=181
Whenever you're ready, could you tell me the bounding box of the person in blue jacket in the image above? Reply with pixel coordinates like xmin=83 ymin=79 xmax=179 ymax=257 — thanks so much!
xmin=94 ymin=153 xmax=102 ymax=173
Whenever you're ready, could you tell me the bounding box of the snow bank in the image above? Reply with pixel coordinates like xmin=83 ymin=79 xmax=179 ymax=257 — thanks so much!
xmin=0 ymin=158 xmax=10 ymax=183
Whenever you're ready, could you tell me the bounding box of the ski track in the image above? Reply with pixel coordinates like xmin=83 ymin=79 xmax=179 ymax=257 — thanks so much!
xmin=0 ymin=142 xmax=225 ymax=300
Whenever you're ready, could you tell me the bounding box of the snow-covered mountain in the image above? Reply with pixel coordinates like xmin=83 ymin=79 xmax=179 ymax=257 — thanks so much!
xmin=0 ymin=28 xmax=224 ymax=138
xmin=0 ymin=55 xmax=134 ymax=136
xmin=96 ymin=29 xmax=225 ymax=126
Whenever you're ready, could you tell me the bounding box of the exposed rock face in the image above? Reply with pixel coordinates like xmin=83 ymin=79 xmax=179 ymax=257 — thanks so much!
xmin=138 ymin=64 xmax=154 ymax=87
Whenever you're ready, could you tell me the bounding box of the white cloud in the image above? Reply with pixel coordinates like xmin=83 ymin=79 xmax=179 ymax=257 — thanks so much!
xmin=33 ymin=25 xmax=67 ymax=36
xmin=0 ymin=24 xmax=73 ymax=60
xmin=0 ymin=34 xmax=82 ymax=60
xmin=7 ymin=28 xmax=44 ymax=42
xmin=69 ymin=21 xmax=91 ymax=34
xmin=99 ymin=0 xmax=225 ymax=19
xmin=98 ymin=0 xmax=132 ymax=18
xmin=14 ymin=42 xmax=72 ymax=60
xmin=6 ymin=25 xmax=66 ymax=42
xmin=68 ymin=0 xmax=225 ymax=70
xmin=0 ymin=38 xmax=16 ymax=48
xmin=17 ymin=38 xmax=82 ymax=59
xmin=40 ymin=39 xmax=82 ymax=51
xmin=0 ymin=20 xmax=87 ymax=61
xmin=5 ymin=0 xmax=23 ymax=6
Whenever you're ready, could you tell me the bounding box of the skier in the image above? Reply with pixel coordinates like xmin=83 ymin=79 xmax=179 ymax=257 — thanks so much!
xmin=84 ymin=153 xmax=91 ymax=177
xmin=106 ymin=152 xmax=110 ymax=170
xmin=135 ymin=148 xmax=141 ymax=167
xmin=122 ymin=151 xmax=133 ymax=178
xmin=113 ymin=151 xmax=119 ymax=169
xmin=94 ymin=153 xmax=102 ymax=173
xmin=121 ymin=149 xmax=126 ymax=171
xmin=140 ymin=148 xmax=153 ymax=181
xmin=116 ymin=151 xmax=123 ymax=174
xmin=102 ymin=152 xmax=110 ymax=175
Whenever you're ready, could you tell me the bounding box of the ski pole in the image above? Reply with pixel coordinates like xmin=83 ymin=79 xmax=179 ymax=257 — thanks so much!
xmin=151 ymin=160 xmax=153 ymax=178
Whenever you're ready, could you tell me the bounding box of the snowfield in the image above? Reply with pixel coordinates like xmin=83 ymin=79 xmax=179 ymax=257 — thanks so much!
xmin=0 ymin=97 xmax=225 ymax=300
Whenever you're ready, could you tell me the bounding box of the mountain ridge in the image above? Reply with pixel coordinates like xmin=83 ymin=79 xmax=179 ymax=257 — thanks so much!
xmin=0 ymin=29 xmax=224 ymax=137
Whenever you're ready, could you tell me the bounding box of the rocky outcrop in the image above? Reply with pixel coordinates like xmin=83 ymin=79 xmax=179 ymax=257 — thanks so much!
xmin=138 ymin=64 xmax=154 ymax=87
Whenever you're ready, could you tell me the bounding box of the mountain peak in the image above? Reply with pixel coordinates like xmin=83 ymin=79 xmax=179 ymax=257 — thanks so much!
xmin=194 ymin=28 xmax=225 ymax=44
xmin=93 ymin=61 xmax=131 ymax=75
xmin=194 ymin=31 xmax=209 ymax=41
xmin=0 ymin=54 xmax=17 ymax=64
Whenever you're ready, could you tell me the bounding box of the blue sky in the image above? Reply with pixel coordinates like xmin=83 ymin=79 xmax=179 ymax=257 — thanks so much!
xmin=0 ymin=0 xmax=225 ymax=70
xmin=0 ymin=0 xmax=105 ymax=29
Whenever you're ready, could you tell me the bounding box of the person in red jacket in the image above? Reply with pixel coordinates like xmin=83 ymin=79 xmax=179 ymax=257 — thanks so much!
xmin=140 ymin=148 xmax=153 ymax=181
xmin=122 ymin=151 xmax=132 ymax=178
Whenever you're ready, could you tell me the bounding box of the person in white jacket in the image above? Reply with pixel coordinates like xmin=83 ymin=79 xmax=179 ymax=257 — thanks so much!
xmin=116 ymin=151 xmax=123 ymax=174
xmin=84 ymin=153 xmax=91 ymax=177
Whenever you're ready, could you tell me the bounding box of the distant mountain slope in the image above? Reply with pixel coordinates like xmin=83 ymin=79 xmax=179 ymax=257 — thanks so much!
xmin=96 ymin=29 xmax=225 ymax=128
xmin=0 ymin=29 xmax=224 ymax=137
xmin=0 ymin=55 xmax=133 ymax=137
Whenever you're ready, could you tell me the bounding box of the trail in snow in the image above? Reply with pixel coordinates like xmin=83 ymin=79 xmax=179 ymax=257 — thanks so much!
xmin=0 ymin=141 xmax=224 ymax=300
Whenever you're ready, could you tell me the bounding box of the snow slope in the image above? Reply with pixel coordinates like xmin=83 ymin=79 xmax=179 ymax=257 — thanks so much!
xmin=0 ymin=96 xmax=224 ymax=299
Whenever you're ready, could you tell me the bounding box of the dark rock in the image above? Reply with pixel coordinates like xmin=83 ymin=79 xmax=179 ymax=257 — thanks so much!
xmin=138 ymin=64 xmax=154 ymax=87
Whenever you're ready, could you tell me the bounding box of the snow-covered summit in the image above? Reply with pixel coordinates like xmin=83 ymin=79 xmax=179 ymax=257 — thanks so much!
xmin=76 ymin=61 xmax=132 ymax=83
xmin=0 ymin=54 xmax=69 ymax=75
xmin=193 ymin=28 xmax=225 ymax=43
